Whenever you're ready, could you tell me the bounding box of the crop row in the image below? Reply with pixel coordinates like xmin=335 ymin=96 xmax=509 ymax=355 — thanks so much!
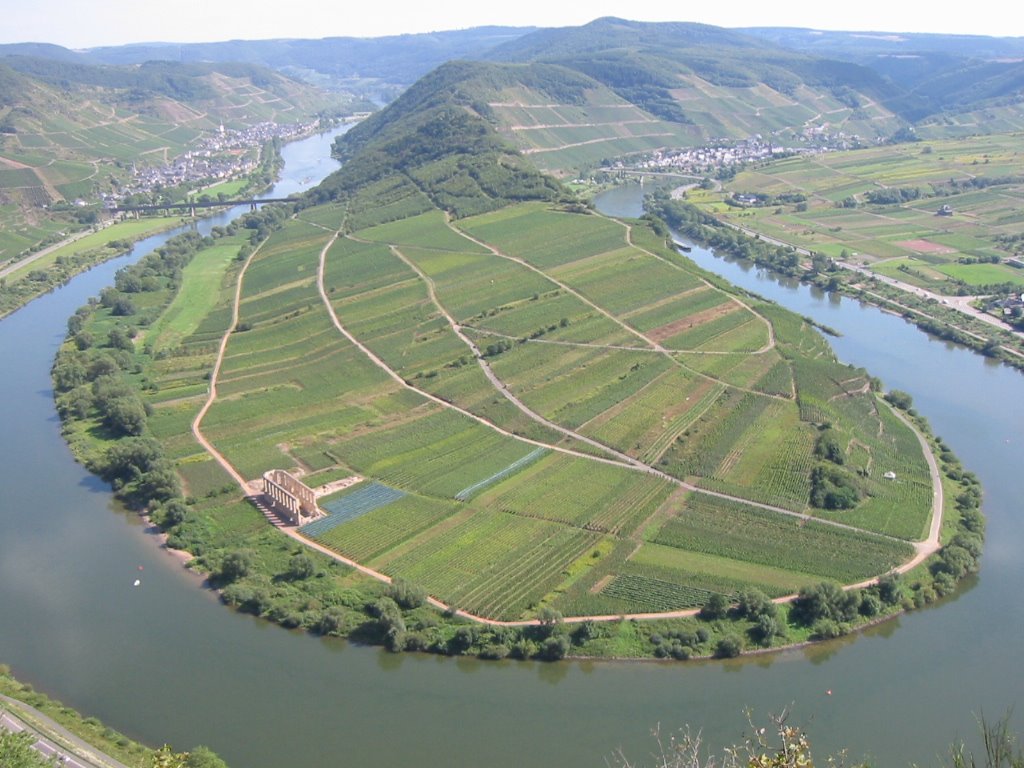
xmin=624 ymin=286 xmax=724 ymax=331
xmin=323 ymin=237 xmax=410 ymax=300
xmin=652 ymin=494 xmax=912 ymax=582
xmin=479 ymin=453 xmax=666 ymax=531
xmin=302 ymin=483 xmax=407 ymax=537
xmin=381 ymin=508 xmax=599 ymax=618
xmin=600 ymin=574 xmax=718 ymax=612
xmin=312 ymin=494 xmax=460 ymax=563
xmin=459 ymin=203 xmax=628 ymax=270
xmin=455 ymin=447 xmax=549 ymax=501
xmin=552 ymin=248 xmax=704 ymax=316
xmin=356 ymin=210 xmax=490 ymax=253
xmin=626 ymin=543 xmax=809 ymax=597
xmin=338 ymin=408 xmax=546 ymax=498
xmin=661 ymin=391 xmax=773 ymax=479
xmin=582 ymin=367 xmax=703 ymax=453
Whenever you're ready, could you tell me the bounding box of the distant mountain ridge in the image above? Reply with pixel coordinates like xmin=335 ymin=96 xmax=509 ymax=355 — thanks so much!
xmin=6 ymin=19 xmax=1024 ymax=130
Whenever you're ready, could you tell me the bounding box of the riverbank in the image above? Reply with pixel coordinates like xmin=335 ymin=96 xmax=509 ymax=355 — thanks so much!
xmin=48 ymin=195 xmax=982 ymax=665
xmin=0 ymin=665 xmax=225 ymax=768
xmin=0 ymin=131 xmax=302 ymax=322
xmin=645 ymin=190 xmax=1024 ymax=372
xmin=0 ymin=124 xmax=1017 ymax=766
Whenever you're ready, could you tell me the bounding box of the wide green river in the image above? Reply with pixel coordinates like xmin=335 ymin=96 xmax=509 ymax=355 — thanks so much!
xmin=1 ymin=155 xmax=1020 ymax=767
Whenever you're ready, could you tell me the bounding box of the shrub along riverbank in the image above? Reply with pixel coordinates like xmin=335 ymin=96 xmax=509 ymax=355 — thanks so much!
xmin=0 ymin=664 xmax=226 ymax=768
xmin=51 ymin=207 xmax=983 ymax=663
xmin=644 ymin=190 xmax=1024 ymax=372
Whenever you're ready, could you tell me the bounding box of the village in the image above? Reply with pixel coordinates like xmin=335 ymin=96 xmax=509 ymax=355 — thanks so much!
xmin=101 ymin=119 xmax=322 ymax=208
xmin=612 ymin=129 xmax=865 ymax=178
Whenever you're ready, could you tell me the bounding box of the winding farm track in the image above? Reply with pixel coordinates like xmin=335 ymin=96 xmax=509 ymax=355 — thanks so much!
xmin=448 ymin=215 xmax=787 ymax=401
xmin=187 ymin=214 xmax=946 ymax=627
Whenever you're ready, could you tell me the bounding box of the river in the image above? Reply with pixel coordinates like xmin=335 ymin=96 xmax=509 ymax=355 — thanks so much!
xmin=0 ymin=163 xmax=1019 ymax=767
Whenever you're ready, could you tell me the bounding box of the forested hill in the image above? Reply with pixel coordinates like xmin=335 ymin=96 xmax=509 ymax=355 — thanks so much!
xmin=739 ymin=27 xmax=1024 ymax=120
xmin=485 ymin=17 xmax=906 ymax=124
xmin=0 ymin=56 xmax=345 ymax=124
xmin=0 ymin=28 xmax=536 ymax=103
xmin=0 ymin=55 xmax=330 ymax=109
xmin=312 ymin=61 xmax=571 ymax=225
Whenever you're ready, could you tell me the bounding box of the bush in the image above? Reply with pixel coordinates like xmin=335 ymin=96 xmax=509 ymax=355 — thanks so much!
xmin=877 ymin=573 xmax=904 ymax=605
xmin=699 ymin=592 xmax=730 ymax=620
xmin=884 ymin=390 xmax=914 ymax=410
xmin=286 ymin=553 xmax=316 ymax=580
xmin=217 ymin=550 xmax=254 ymax=583
xmin=386 ymin=578 xmax=427 ymax=609
xmin=715 ymin=635 xmax=743 ymax=658
xmin=791 ymin=582 xmax=861 ymax=625
xmin=540 ymin=633 xmax=570 ymax=660
xmin=810 ymin=464 xmax=862 ymax=510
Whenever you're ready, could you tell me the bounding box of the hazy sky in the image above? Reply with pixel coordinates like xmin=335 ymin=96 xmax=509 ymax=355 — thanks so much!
xmin=3 ymin=0 xmax=1021 ymax=48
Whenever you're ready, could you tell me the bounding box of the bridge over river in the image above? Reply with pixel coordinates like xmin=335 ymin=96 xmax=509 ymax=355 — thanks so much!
xmin=110 ymin=197 xmax=297 ymax=216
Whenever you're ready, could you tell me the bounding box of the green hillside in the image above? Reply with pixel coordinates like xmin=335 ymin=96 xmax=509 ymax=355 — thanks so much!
xmin=486 ymin=17 xmax=906 ymax=147
xmin=0 ymin=57 xmax=345 ymax=264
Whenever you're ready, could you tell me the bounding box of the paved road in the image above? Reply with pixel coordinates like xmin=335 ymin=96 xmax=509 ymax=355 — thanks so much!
xmin=0 ymin=222 xmax=115 ymax=281
xmin=0 ymin=695 xmax=131 ymax=768
xmin=834 ymin=259 xmax=1024 ymax=340
xmin=721 ymin=218 xmax=1023 ymax=342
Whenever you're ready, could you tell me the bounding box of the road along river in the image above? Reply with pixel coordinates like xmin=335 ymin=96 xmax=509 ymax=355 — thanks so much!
xmin=0 ymin=167 xmax=1020 ymax=768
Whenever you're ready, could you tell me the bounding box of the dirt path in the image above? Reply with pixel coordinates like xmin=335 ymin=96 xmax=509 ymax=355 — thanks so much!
xmin=608 ymin=214 xmax=778 ymax=354
xmin=451 ymin=215 xmax=786 ymax=403
xmin=183 ymin=218 xmax=948 ymax=630
xmin=523 ymin=133 xmax=675 ymax=155
xmin=388 ymin=243 xmax=633 ymax=464
xmin=320 ymin=232 xmax=644 ymax=473
xmin=190 ymin=238 xmax=263 ymax=490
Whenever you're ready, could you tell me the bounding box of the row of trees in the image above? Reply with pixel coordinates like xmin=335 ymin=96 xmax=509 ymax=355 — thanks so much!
xmin=645 ymin=191 xmax=804 ymax=277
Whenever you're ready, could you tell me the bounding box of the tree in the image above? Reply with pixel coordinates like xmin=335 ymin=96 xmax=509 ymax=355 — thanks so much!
xmin=814 ymin=428 xmax=845 ymax=465
xmin=183 ymin=746 xmax=228 ymax=768
xmin=715 ymin=634 xmax=742 ymax=658
xmin=791 ymin=582 xmax=860 ymax=626
xmin=103 ymin=395 xmax=147 ymax=436
xmin=699 ymin=592 xmax=730 ymax=620
xmin=877 ymin=572 xmax=904 ymax=605
xmin=540 ymin=633 xmax=570 ymax=660
xmin=107 ymin=326 xmax=135 ymax=351
xmin=884 ymin=390 xmax=914 ymax=410
xmin=734 ymin=588 xmax=776 ymax=622
xmin=217 ymin=550 xmax=254 ymax=583
xmin=0 ymin=730 xmax=58 ymax=767
xmin=286 ymin=552 xmax=316 ymax=580
xmin=535 ymin=606 xmax=564 ymax=638
xmin=385 ymin=577 xmax=426 ymax=608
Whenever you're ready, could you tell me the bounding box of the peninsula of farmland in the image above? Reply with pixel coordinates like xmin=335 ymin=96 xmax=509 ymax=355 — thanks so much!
xmin=150 ymin=199 xmax=931 ymax=621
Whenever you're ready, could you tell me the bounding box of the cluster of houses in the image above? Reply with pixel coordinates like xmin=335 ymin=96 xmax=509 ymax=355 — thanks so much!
xmin=102 ymin=119 xmax=320 ymax=207
xmin=986 ymin=292 xmax=1024 ymax=319
xmin=618 ymin=137 xmax=795 ymax=175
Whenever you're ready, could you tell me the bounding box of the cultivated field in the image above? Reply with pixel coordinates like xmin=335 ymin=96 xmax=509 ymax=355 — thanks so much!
xmin=151 ymin=199 xmax=934 ymax=620
xmin=698 ymin=134 xmax=1024 ymax=292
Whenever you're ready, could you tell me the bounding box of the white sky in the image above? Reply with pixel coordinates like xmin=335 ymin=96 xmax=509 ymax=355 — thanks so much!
xmin=3 ymin=0 xmax=1021 ymax=49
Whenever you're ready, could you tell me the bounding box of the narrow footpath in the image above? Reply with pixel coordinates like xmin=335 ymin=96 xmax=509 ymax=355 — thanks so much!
xmin=185 ymin=218 xmax=947 ymax=628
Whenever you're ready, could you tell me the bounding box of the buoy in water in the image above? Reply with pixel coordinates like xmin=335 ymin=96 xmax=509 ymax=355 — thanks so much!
xmin=133 ymin=579 xmax=141 ymax=587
